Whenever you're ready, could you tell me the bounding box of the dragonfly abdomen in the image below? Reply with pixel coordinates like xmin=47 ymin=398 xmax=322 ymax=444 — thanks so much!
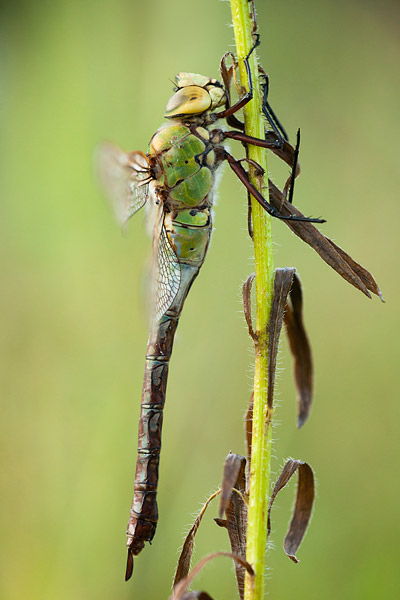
xmin=126 ymin=249 xmax=208 ymax=565
xmin=127 ymin=315 xmax=178 ymax=552
xmin=165 ymin=211 xmax=212 ymax=266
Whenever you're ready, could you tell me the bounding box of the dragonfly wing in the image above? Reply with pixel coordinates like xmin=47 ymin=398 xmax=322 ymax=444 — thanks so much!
xmin=152 ymin=209 xmax=182 ymax=322
xmin=96 ymin=142 xmax=151 ymax=226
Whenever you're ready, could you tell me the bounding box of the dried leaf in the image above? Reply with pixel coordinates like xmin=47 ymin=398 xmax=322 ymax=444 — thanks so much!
xmin=284 ymin=273 xmax=313 ymax=428
xmin=173 ymin=490 xmax=220 ymax=587
xmin=242 ymin=273 xmax=256 ymax=341
xmin=268 ymin=268 xmax=296 ymax=408
xmin=219 ymin=52 xmax=235 ymax=107
xmin=268 ymin=459 xmax=315 ymax=563
xmin=268 ymin=181 xmax=383 ymax=300
xmin=214 ymin=518 xmax=227 ymax=528
xmin=245 ymin=393 xmax=253 ymax=470
xmin=178 ymin=593 xmax=214 ymax=600
xmin=247 ymin=191 xmax=254 ymax=240
xmin=171 ymin=553 xmax=254 ymax=600
xmin=218 ymin=454 xmax=248 ymax=600
xmin=327 ymin=237 xmax=384 ymax=301
xmin=219 ymin=454 xmax=246 ymax=518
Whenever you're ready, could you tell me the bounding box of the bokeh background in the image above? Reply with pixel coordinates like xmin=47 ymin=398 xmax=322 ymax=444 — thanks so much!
xmin=1 ymin=0 xmax=399 ymax=598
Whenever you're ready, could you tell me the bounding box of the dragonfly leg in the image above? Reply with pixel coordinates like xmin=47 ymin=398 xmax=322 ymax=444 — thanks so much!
xmin=224 ymin=150 xmax=325 ymax=223
xmin=225 ymin=76 xmax=288 ymax=148
xmin=220 ymin=53 xmax=289 ymax=150
xmin=223 ymin=130 xmax=277 ymax=150
xmin=286 ymin=128 xmax=301 ymax=204
xmin=223 ymin=130 xmax=299 ymax=173
xmin=234 ymin=156 xmax=265 ymax=177
xmin=223 ymin=130 xmax=301 ymax=207
xmin=259 ymin=68 xmax=289 ymax=148
xmin=214 ymin=34 xmax=260 ymax=120
xmin=226 ymin=113 xmax=245 ymax=131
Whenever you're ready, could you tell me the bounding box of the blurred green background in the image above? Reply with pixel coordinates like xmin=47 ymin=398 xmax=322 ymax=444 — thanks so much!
xmin=1 ymin=0 xmax=399 ymax=598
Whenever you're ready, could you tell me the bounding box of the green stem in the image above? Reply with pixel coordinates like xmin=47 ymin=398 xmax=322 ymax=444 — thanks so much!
xmin=229 ymin=2 xmax=274 ymax=599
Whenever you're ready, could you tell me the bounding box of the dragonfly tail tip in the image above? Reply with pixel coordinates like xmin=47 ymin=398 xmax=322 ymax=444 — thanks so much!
xmin=125 ymin=549 xmax=134 ymax=581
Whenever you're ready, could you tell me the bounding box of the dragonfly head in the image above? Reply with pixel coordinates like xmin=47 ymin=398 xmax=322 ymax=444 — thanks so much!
xmin=164 ymin=73 xmax=226 ymax=119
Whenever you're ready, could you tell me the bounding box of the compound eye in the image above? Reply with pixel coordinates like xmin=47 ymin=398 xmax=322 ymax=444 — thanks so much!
xmin=164 ymin=86 xmax=211 ymax=118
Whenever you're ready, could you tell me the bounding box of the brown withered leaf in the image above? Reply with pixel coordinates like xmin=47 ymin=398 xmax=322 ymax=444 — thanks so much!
xmin=219 ymin=52 xmax=235 ymax=107
xmin=327 ymin=237 xmax=383 ymax=301
xmin=268 ymin=459 xmax=315 ymax=563
xmin=218 ymin=454 xmax=248 ymax=600
xmin=173 ymin=490 xmax=220 ymax=587
xmin=177 ymin=593 xmax=214 ymax=600
xmin=247 ymin=191 xmax=254 ymax=240
xmin=171 ymin=552 xmax=254 ymax=600
xmin=284 ymin=273 xmax=313 ymax=428
xmin=245 ymin=393 xmax=253 ymax=470
xmin=214 ymin=518 xmax=227 ymax=528
xmin=219 ymin=454 xmax=246 ymax=518
xmin=268 ymin=268 xmax=296 ymax=409
xmin=268 ymin=181 xmax=383 ymax=300
xmin=242 ymin=273 xmax=257 ymax=341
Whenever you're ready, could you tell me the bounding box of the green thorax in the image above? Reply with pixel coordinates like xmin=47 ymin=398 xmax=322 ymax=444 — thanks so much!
xmin=149 ymin=124 xmax=216 ymax=209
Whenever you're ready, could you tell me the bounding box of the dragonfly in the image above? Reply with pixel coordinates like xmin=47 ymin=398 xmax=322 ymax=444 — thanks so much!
xmin=97 ymin=36 xmax=324 ymax=581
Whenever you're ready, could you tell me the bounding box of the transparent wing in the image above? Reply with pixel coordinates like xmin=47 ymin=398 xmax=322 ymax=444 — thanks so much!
xmin=96 ymin=142 xmax=151 ymax=226
xmin=152 ymin=208 xmax=182 ymax=322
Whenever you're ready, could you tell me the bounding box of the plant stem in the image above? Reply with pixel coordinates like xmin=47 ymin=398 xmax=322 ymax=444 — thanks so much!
xmin=229 ymin=1 xmax=275 ymax=599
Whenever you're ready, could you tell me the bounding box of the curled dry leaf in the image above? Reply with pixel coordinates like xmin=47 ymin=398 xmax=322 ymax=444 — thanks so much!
xmin=245 ymin=392 xmax=253 ymax=470
xmin=268 ymin=459 xmax=314 ymax=563
xmin=171 ymin=552 xmax=254 ymax=600
xmin=219 ymin=52 xmax=235 ymax=107
xmin=242 ymin=272 xmax=255 ymax=474
xmin=219 ymin=454 xmax=246 ymax=518
xmin=214 ymin=518 xmax=227 ymax=528
xmin=177 ymin=593 xmax=214 ymax=600
xmin=247 ymin=191 xmax=254 ymax=240
xmin=284 ymin=273 xmax=313 ymax=428
xmin=218 ymin=454 xmax=248 ymax=600
xmin=268 ymin=268 xmax=296 ymax=409
xmin=173 ymin=490 xmax=220 ymax=587
xmin=242 ymin=273 xmax=257 ymax=341
xmin=268 ymin=181 xmax=383 ymax=300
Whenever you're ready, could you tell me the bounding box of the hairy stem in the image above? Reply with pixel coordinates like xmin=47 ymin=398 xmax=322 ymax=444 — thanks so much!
xmin=229 ymin=1 xmax=274 ymax=599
